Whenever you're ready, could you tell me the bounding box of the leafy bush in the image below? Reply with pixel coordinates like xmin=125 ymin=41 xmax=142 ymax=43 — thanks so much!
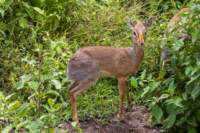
xmin=130 ymin=3 xmax=200 ymax=132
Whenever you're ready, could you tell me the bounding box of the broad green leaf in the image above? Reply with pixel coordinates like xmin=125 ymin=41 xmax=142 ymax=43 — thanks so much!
xmin=43 ymin=105 xmax=51 ymax=112
xmin=26 ymin=120 xmax=43 ymax=133
xmin=8 ymin=100 xmax=21 ymax=110
xmin=46 ymin=90 xmax=61 ymax=97
xmin=15 ymin=81 xmax=24 ymax=90
xmin=130 ymin=77 xmax=138 ymax=88
xmin=33 ymin=7 xmax=44 ymax=15
xmin=165 ymin=104 xmax=180 ymax=114
xmin=164 ymin=114 xmax=176 ymax=128
xmin=48 ymin=98 xmax=54 ymax=107
xmin=158 ymin=70 xmax=166 ymax=79
xmin=28 ymin=81 xmax=39 ymax=91
xmin=51 ymin=79 xmax=62 ymax=90
xmin=141 ymin=86 xmax=150 ymax=98
xmin=16 ymin=103 xmax=31 ymax=116
xmin=140 ymin=70 xmax=146 ymax=80
xmin=187 ymin=75 xmax=200 ymax=86
xmin=185 ymin=66 xmax=193 ymax=76
xmin=165 ymin=97 xmax=183 ymax=108
xmin=16 ymin=120 xmax=28 ymax=129
xmin=191 ymin=86 xmax=200 ymax=100
xmin=20 ymin=74 xmax=32 ymax=82
xmin=151 ymin=104 xmax=163 ymax=123
xmin=172 ymin=40 xmax=184 ymax=51
xmin=158 ymin=94 xmax=169 ymax=101
xmin=150 ymin=81 xmax=160 ymax=92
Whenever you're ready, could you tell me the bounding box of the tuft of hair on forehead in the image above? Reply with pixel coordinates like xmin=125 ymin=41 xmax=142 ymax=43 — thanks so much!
xmin=127 ymin=18 xmax=152 ymax=34
xmin=134 ymin=21 xmax=146 ymax=33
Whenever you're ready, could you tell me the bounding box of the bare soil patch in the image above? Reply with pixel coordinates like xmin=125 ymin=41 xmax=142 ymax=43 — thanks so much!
xmin=59 ymin=105 xmax=160 ymax=133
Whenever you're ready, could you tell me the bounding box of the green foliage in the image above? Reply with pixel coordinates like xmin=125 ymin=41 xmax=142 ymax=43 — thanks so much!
xmin=0 ymin=0 xmax=200 ymax=132
xmin=129 ymin=3 xmax=200 ymax=132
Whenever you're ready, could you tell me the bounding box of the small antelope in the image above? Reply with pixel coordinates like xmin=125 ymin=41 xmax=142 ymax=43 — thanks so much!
xmin=67 ymin=19 xmax=149 ymax=124
xmin=168 ymin=7 xmax=190 ymax=33
xmin=161 ymin=8 xmax=191 ymax=67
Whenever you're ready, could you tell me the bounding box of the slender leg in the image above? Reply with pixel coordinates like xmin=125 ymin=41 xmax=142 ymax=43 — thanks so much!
xmin=69 ymin=82 xmax=79 ymax=123
xmin=126 ymin=87 xmax=132 ymax=109
xmin=69 ymin=79 xmax=97 ymax=125
xmin=69 ymin=81 xmax=79 ymax=91
xmin=117 ymin=77 xmax=128 ymax=118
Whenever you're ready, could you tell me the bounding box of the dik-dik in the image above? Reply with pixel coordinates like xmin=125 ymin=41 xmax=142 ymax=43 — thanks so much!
xmin=67 ymin=19 xmax=149 ymax=124
xmin=161 ymin=8 xmax=191 ymax=65
xmin=168 ymin=7 xmax=191 ymax=41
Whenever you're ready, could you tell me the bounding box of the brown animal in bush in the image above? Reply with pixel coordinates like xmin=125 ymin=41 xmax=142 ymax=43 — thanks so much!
xmin=67 ymin=19 xmax=150 ymax=124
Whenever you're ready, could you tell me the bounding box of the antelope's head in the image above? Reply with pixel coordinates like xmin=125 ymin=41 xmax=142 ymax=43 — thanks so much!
xmin=128 ymin=19 xmax=152 ymax=47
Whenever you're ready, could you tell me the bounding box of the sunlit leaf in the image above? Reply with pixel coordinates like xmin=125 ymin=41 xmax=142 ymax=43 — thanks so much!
xmin=51 ymin=79 xmax=62 ymax=90
xmin=20 ymin=74 xmax=32 ymax=82
xmin=158 ymin=70 xmax=166 ymax=79
xmin=8 ymin=101 xmax=21 ymax=110
xmin=33 ymin=7 xmax=44 ymax=15
xmin=2 ymin=125 xmax=13 ymax=133
xmin=141 ymin=86 xmax=150 ymax=98
xmin=130 ymin=77 xmax=138 ymax=88
xmin=158 ymin=94 xmax=169 ymax=101
xmin=15 ymin=81 xmax=24 ymax=90
xmin=165 ymin=97 xmax=183 ymax=108
xmin=18 ymin=18 xmax=28 ymax=28
xmin=48 ymin=98 xmax=54 ymax=107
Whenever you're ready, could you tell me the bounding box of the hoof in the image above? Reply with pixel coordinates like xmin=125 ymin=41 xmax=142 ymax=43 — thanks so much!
xmin=116 ymin=113 xmax=125 ymax=121
xmin=72 ymin=121 xmax=80 ymax=127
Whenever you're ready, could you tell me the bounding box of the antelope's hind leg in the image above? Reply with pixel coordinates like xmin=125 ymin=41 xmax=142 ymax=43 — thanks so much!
xmin=69 ymin=79 xmax=98 ymax=125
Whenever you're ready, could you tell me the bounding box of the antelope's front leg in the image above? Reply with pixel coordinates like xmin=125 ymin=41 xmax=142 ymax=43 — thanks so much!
xmin=117 ymin=77 xmax=128 ymax=118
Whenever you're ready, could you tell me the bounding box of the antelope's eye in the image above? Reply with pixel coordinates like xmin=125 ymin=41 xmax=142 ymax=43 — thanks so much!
xmin=133 ymin=32 xmax=137 ymax=36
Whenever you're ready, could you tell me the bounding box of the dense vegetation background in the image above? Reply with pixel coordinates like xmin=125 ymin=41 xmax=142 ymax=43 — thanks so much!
xmin=0 ymin=0 xmax=200 ymax=132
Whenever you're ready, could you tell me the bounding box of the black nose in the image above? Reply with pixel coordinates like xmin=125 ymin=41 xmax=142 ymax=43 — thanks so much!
xmin=141 ymin=42 xmax=144 ymax=45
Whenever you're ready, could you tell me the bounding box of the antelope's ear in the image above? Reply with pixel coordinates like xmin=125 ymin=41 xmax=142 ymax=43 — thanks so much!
xmin=144 ymin=17 xmax=156 ymax=28
xmin=127 ymin=18 xmax=136 ymax=30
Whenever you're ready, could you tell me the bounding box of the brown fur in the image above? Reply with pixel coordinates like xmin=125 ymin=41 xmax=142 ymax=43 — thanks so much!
xmin=67 ymin=20 xmax=147 ymax=124
xmin=168 ymin=7 xmax=190 ymax=32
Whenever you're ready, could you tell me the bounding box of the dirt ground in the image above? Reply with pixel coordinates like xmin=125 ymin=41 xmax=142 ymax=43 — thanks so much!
xmin=59 ymin=105 xmax=160 ymax=133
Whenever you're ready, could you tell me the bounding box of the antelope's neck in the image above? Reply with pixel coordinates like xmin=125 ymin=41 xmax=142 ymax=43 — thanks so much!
xmin=129 ymin=44 xmax=144 ymax=65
